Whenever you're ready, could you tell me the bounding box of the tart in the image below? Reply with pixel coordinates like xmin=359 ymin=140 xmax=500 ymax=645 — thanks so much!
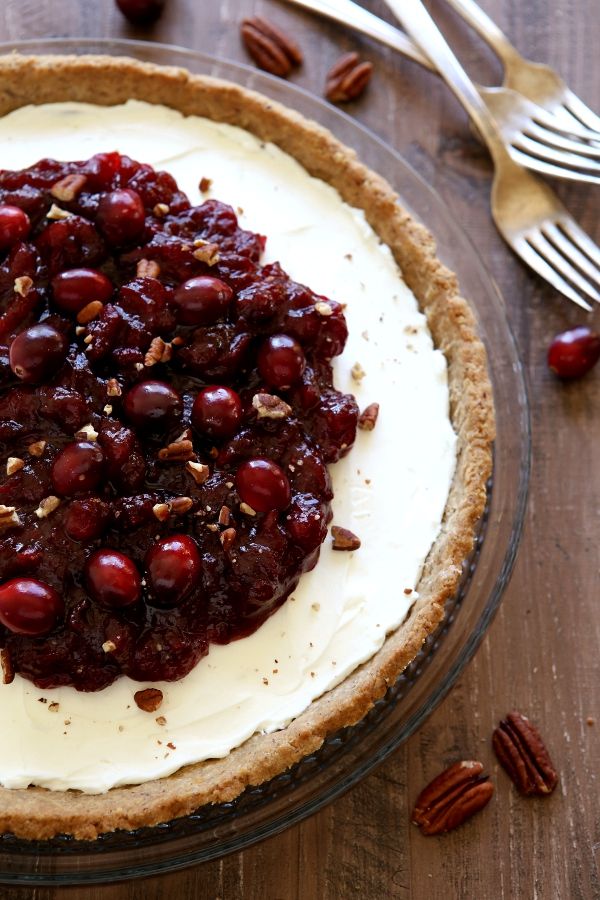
xmin=0 ymin=54 xmax=494 ymax=840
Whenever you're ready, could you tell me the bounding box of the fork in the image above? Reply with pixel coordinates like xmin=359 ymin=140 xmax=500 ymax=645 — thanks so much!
xmin=381 ymin=0 xmax=600 ymax=310
xmin=282 ymin=0 xmax=600 ymax=184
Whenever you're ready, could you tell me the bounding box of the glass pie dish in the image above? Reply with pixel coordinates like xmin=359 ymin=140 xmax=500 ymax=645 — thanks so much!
xmin=0 ymin=38 xmax=529 ymax=885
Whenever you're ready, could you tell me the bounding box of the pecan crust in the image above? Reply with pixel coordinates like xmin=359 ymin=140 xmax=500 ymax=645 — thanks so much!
xmin=412 ymin=760 xmax=494 ymax=835
xmin=492 ymin=711 xmax=558 ymax=795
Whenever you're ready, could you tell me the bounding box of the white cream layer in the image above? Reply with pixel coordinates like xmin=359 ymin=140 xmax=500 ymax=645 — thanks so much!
xmin=0 ymin=101 xmax=456 ymax=792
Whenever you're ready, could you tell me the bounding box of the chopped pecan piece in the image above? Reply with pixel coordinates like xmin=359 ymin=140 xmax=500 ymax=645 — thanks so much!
xmin=351 ymin=361 xmax=366 ymax=382
xmin=77 ymin=300 xmax=103 ymax=325
xmin=1 ymin=648 xmax=14 ymax=685
xmin=170 ymin=496 xmax=193 ymax=515
xmin=106 ymin=378 xmax=122 ymax=397
xmin=240 ymin=16 xmax=303 ymax=77
xmin=144 ymin=336 xmax=172 ymax=367
xmin=134 ymin=688 xmax=164 ymax=713
xmin=152 ymin=502 xmax=171 ymax=522
xmin=6 ymin=457 xmax=25 ymax=476
xmin=186 ymin=460 xmax=210 ymax=485
xmin=252 ymin=392 xmax=292 ymax=419
xmin=218 ymin=505 xmax=231 ymax=526
xmin=35 ymin=496 xmax=61 ymax=519
xmin=240 ymin=502 xmax=257 ymax=517
xmin=50 ymin=173 xmax=87 ymax=202
xmin=46 ymin=204 xmax=71 ymax=221
xmin=192 ymin=240 xmax=220 ymax=266
xmin=0 ymin=505 xmax=21 ymax=531
xmin=220 ymin=527 xmax=237 ymax=551
xmin=199 ymin=177 xmax=212 ymax=193
xmin=74 ymin=423 xmax=98 ymax=442
xmin=136 ymin=258 xmax=161 ymax=279
xmin=492 ymin=711 xmax=558 ymax=795
xmin=358 ymin=402 xmax=379 ymax=431
xmin=331 ymin=525 xmax=361 ymax=551
xmin=28 ymin=440 xmax=46 ymax=457
xmin=314 ymin=300 xmax=333 ymax=317
xmin=14 ymin=276 xmax=33 ymax=297
xmin=325 ymin=52 xmax=373 ymax=103
xmin=158 ymin=439 xmax=195 ymax=462
xmin=153 ymin=202 xmax=170 ymax=218
xmin=412 ymin=760 xmax=494 ymax=836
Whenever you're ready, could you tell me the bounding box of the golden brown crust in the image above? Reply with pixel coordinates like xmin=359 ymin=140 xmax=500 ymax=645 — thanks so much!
xmin=0 ymin=53 xmax=495 ymax=840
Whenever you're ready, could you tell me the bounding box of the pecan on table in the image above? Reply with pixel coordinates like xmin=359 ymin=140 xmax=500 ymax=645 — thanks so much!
xmin=325 ymin=52 xmax=373 ymax=103
xmin=240 ymin=16 xmax=303 ymax=77
xmin=492 ymin=710 xmax=558 ymax=796
xmin=412 ymin=760 xmax=494 ymax=836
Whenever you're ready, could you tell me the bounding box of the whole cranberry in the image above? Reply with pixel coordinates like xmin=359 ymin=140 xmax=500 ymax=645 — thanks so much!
xmin=96 ymin=188 xmax=146 ymax=245
xmin=192 ymin=386 xmax=242 ymax=439
xmin=0 ymin=205 xmax=30 ymax=250
xmin=547 ymin=326 xmax=600 ymax=379
xmin=235 ymin=458 xmax=291 ymax=512
xmin=9 ymin=324 xmax=68 ymax=383
xmin=145 ymin=534 xmax=201 ymax=607
xmin=172 ymin=276 xmax=233 ymax=326
xmin=51 ymin=268 xmax=113 ymax=313
xmin=258 ymin=334 xmax=306 ymax=389
xmin=0 ymin=578 xmax=63 ymax=635
xmin=52 ymin=441 xmax=105 ymax=496
xmin=115 ymin=0 xmax=166 ymax=25
xmin=65 ymin=498 xmax=111 ymax=541
xmin=123 ymin=380 xmax=183 ymax=431
xmin=85 ymin=549 xmax=141 ymax=608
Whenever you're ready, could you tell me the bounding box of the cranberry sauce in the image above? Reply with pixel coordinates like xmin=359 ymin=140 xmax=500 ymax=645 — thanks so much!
xmin=0 ymin=153 xmax=358 ymax=691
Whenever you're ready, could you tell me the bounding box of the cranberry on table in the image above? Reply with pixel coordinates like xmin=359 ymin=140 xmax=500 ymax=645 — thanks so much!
xmin=192 ymin=385 xmax=242 ymax=439
xmin=145 ymin=534 xmax=201 ymax=607
xmin=172 ymin=275 xmax=233 ymax=326
xmin=52 ymin=441 xmax=105 ymax=496
xmin=235 ymin=458 xmax=291 ymax=512
xmin=51 ymin=268 xmax=113 ymax=313
xmin=9 ymin=323 xmax=68 ymax=383
xmin=547 ymin=326 xmax=600 ymax=379
xmin=96 ymin=188 xmax=146 ymax=245
xmin=0 ymin=578 xmax=63 ymax=636
xmin=115 ymin=0 xmax=166 ymax=25
xmin=258 ymin=333 xmax=306 ymax=389
xmin=0 ymin=204 xmax=30 ymax=250
xmin=123 ymin=380 xmax=183 ymax=431
xmin=85 ymin=549 xmax=141 ymax=609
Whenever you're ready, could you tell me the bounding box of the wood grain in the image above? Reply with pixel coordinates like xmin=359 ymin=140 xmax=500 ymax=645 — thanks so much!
xmin=1 ymin=0 xmax=599 ymax=896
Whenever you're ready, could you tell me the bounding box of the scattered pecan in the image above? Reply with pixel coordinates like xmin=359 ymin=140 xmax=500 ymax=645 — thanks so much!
xmin=152 ymin=502 xmax=171 ymax=522
xmin=412 ymin=760 xmax=494 ymax=836
xmin=331 ymin=525 xmax=361 ymax=551
xmin=492 ymin=711 xmax=558 ymax=795
xmin=28 ymin=440 xmax=46 ymax=457
xmin=1 ymin=648 xmax=14 ymax=685
xmin=158 ymin=439 xmax=195 ymax=462
xmin=0 ymin=505 xmax=21 ymax=531
xmin=199 ymin=177 xmax=212 ymax=193
xmin=358 ymin=402 xmax=380 ymax=431
xmin=6 ymin=457 xmax=25 ymax=476
xmin=240 ymin=16 xmax=303 ymax=77
xmin=144 ymin=336 xmax=172 ymax=367
xmin=137 ymin=258 xmax=161 ymax=279
xmin=106 ymin=378 xmax=122 ymax=397
xmin=192 ymin=240 xmax=220 ymax=266
xmin=351 ymin=361 xmax=366 ymax=382
xmin=50 ymin=173 xmax=87 ymax=202
xmin=134 ymin=688 xmax=163 ymax=713
xmin=325 ymin=52 xmax=373 ymax=103
xmin=77 ymin=300 xmax=103 ymax=325
xmin=74 ymin=423 xmax=98 ymax=442
xmin=102 ymin=640 xmax=116 ymax=654
xmin=220 ymin=527 xmax=237 ymax=551
xmin=170 ymin=496 xmax=193 ymax=515
xmin=14 ymin=276 xmax=33 ymax=297
xmin=252 ymin=392 xmax=292 ymax=419
xmin=186 ymin=460 xmax=210 ymax=485
xmin=46 ymin=204 xmax=72 ymax=221
xmin=153 ymin=202 xmax=170 ymax=218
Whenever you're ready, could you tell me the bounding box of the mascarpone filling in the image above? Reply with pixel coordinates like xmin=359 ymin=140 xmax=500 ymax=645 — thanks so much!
xmin=0 ymin=101 xmax=456 ymax=792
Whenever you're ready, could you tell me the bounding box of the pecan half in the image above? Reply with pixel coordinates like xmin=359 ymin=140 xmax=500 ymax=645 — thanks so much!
xmin=144 ymin=336 xmax=172 ymax=367
xmin=492 ymin=711 xmax=558 ymax=795
xmin=412 ymin=760 xmax=494 ymax=836
xmin=358 ymin=402 xmax=379 ymax=431
xmin=51 ymin=173 xmax=87 ymax=202
xmin=325 ymin=52 xmax=373 ymax=103
xmin=134 ymin=688 xmax=163 ymax=713
xmin=158 ymin=439 xmax=195 ymax=462
xmin=240 ymin=16 xmax=303 ymax=78
xmin=331 ymin=525 xmax=361 ymax=551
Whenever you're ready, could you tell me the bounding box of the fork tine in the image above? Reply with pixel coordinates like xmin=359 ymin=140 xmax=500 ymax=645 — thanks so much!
xmin=526 ymin=231 xmax=600 ymax=304
xmin=523 ymin=122 xmax=600 ymax=159
xmin=511 ymin=135 xmax=600 ymax=175
xmin=512 ymin=238 xmax=593 ymax=310
xmin=530 ymin=103 xmax=600 ymax=143
xmin=562 ymin=90 xmax=600 ymax=136
xmin=543 ymin=223 xmax=600 ymax=288
xmin=509 ymin=149 xmax=600 ymax=185
xmin=559 ymin=219 xmax=600 ymax=270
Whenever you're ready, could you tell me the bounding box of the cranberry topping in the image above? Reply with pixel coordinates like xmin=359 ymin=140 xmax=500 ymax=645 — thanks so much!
xmin=86 ymin=549 xmax=141 ymax=609
xmin=192 ymin=385 xmax=242 ymax=439
xmin=0 ymin=578 xmax=63 ymax=636
xmin=0 ymin=205 xmax=30 ymax=249
xmin=9 ymin=324 xmax=68 ymax=383
xmin=146 ymin=534 xmax=201 ymax=607
xmin=51 ymin=268 xmax=114 ymax=313
xmin=0 ymin=152 xmax=358 ymax=691
xmin=236 ymin=458 xmax=292 ymax=512
xmin=547 ymin=326 xmax=600 ymax=379
xmin=172 ymin=275 xmax=233 ymax=325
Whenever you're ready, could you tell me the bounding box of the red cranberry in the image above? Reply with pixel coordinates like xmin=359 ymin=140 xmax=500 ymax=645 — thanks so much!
xmin=0 ymin=205 xmax=30 ymax=250
xmin=192 ymin=386 xmax=242 ymax=439
xmin=0 ymin=578 xmax=63 ymax=636
xmin=52 ymin=441 xmax=105 ymax=496
xmin=172 ymin=276 xmax=233 ymax=326
xmin=65 ymin=498 xmax=111 ymax=541
xmin=123 ymin=380 xmax=183 ymax=431
xmin=145 ymin=534 xmax=201 ymax=607
xmin=9 ymin=324 xmax=68 ymax=383
xmin=85 ymin=549 xmax=141 ymax=608
xmin=235 ymin=458 xmax=291 ymax=512
xmin=51 ymin=268 xmax=113 ymax=313
xmin=547 ymin=327 xmax=600 ymax=379
xmin=115 ymin=0 xmax=166 ymax=24
xmin=96 ymin=188 xmax=146 ymax=244
xmin=258 ymin=334 xmax=306 ymax=389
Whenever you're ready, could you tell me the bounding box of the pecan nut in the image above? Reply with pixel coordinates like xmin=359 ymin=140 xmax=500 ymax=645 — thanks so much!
xmin=241 ymin=16 xmax=303 ymax=77
xmin=412 ymin=760 xmax=494 ymax=836
xmin=331 ymin=525 xmax=361 ymax=551
xmin=325 ymin=52 xmax=373 ymax=103
xmin=358 ymin=402 xmax=379 ymax=431
xmin=134 ymin=688 xmax=163 ymax=713
xmin=492 ymin=710 xmax=558 ymax=795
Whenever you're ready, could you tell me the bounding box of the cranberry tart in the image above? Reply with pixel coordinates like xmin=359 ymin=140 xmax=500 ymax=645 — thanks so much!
xmin=0 ymin=54 xmax=493 ymax=840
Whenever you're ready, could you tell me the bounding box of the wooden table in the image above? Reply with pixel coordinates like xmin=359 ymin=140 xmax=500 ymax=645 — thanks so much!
xmin=2 ymin=0 xmax=598 ymax=896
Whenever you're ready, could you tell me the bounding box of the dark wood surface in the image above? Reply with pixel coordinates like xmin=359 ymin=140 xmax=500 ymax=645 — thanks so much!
xmin=2 ymin=0 xmax=599 ymax=897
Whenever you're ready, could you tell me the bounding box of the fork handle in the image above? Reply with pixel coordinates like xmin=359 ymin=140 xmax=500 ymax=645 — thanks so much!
xmin=382 ymin=0 xmax=511 ymax=166
xmin=443 ymin=0 xmax=522 ymax=66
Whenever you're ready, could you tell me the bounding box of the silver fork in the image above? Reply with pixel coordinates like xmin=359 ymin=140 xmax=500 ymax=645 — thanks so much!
xmin=381 ymin=0 xmax=600 ymax=310
xmin=281 ymin=0 xmax=600 ymax=183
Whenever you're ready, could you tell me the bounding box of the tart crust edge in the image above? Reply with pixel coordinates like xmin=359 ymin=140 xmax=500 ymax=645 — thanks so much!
xmin=0 ymin=53 xmax=495 ymax=840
